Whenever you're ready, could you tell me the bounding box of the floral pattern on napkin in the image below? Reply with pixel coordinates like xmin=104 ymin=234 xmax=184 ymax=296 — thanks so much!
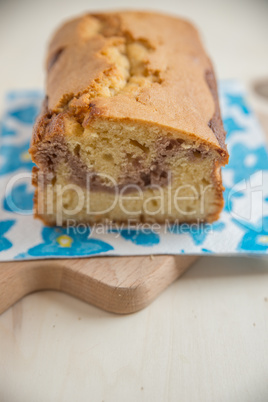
xmin=0 ymin=81 xmax=268 ymax=260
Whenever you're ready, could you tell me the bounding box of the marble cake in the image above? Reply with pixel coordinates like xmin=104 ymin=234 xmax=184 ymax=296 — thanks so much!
xmin=30 ymin=11 xmax=229 ymax=226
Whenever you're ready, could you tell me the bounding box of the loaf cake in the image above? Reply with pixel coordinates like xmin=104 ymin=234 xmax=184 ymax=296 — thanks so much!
xmin=30 ymin=11 xmax=229 ymax=227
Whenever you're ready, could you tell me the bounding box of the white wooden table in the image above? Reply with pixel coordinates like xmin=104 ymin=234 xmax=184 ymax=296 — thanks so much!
xmin=1 ymin=1 xmax=268 ymax=401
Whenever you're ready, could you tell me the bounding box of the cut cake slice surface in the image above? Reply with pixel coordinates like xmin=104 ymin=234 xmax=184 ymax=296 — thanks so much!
xmin=30 ymin=11 xmax=229 ymax=226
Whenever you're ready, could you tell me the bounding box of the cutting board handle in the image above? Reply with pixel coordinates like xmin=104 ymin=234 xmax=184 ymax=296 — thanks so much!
xmin=0 ymin=260 xmax=64 ymax=314
xmin=0 ymin=256 xmax=198 ymax=314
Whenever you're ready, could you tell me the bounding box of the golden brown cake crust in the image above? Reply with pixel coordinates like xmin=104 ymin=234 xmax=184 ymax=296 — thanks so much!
xmin=30 ymin=11 xmax=229 ymax=227
xmin=38 ymin=11 xmax=228 ymax=157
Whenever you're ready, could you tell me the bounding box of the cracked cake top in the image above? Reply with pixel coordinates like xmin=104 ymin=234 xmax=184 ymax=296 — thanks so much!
xmin=40 ymin=11 xmax=227 ymax=157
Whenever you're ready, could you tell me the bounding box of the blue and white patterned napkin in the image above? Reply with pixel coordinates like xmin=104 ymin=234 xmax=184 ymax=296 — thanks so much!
xmin=0 ymin=81 xmax=268 ymax=261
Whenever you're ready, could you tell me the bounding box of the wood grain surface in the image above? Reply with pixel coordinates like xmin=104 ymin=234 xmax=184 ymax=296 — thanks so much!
xmin=0 ymin=255 xmax=198 ymax=315
xmin=1 ymin=2 xmax=268 ymax=402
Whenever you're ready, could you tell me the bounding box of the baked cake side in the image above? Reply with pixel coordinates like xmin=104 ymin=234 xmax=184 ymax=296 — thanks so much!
xmin=30 ymin=11 xmax=229 ymax=226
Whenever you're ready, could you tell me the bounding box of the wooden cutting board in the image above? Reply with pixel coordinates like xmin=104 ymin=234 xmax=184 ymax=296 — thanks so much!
xmin=0 ymin=255 xmax=197 ymax=315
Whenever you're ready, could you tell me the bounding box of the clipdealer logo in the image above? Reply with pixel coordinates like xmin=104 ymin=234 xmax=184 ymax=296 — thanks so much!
xmin=4 ymin=169 xmax=266 ymax=232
